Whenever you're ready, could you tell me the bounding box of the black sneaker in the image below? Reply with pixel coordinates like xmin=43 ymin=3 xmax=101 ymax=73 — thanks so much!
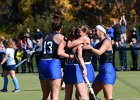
xmin=0 ymin=89 xmax=8 ymax=92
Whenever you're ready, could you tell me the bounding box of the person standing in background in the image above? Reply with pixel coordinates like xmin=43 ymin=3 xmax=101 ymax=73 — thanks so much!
xmin=23 ymin=27 xmax=32 ymax=44
xmin=0 ymin=39 xmax=6 ymax=77
xmin=116 ymin=38 xmax=127 ymax=71
xmin=25 ymin=34 xmax=34 ymax=73
xmin=90 ymin=29 xmax=98 ymax=71
xmin=130 ymin=27 xmax=138 ymax=42
xmin=112 ymin=20 xmax=121 ymax=68
xmin=33 ymin=27 xmax=44 ymax=72
xmin=106 ymin=25 xmax=114 ymax=43
xmin=120 ymin=15 xmax=127 ymax=42
xmin=130 ymin=38 xmax=139 ymax=70
xmin=16 ymin=39 xmax=26 ymax=73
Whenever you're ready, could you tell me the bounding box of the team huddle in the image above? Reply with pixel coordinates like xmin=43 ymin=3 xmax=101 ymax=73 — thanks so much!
xmin=38 ymin=16 xmax=116 ymax=100
xmin=0 ymin=15 xmax=116 ymax=100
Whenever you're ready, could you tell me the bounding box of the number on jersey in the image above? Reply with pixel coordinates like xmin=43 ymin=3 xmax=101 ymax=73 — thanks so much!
xmin=43 ymin=41 xmax=53 ymax=54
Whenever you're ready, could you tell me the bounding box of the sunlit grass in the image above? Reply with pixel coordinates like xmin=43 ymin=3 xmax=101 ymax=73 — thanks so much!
xmin=0 ymin=71 xmax=140 ymax=100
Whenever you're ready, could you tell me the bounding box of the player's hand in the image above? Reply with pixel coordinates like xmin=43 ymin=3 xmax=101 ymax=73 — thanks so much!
xmin=82 ymin=45 xmax=92 ymax=50
xmin=122 ymin=15 xmax=125 ymax=19
xmin=69 ymin=54 xmax=74 ymax=59
xmin=82 ymin=68 xmax=87 ymax=77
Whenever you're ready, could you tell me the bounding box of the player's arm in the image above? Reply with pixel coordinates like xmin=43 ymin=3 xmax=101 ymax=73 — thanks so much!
xmin=122 ymin=15 xmax=127 ymax=25
xmin=91 ymin=40 xmax=110 ymax=55
xmin=83 ymin=40 xmax=110 ymax=55
xmin=67 ymin=37 xmax=84 ymax=48
xmin=57 ymin=40 xmax=73 ymax=58
xmin=0 ymin=53 xmax=8 ymax=65
xmin=77 ymin=45 xmax=87 ymax=77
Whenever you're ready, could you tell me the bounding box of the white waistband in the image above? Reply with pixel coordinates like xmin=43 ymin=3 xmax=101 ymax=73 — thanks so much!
xmin=65 ymin=62 xmax=91 ymax=65
xmin=40 ymin=58 xmax=53 ymax=60
xmin=65 ymin=64 xmax=79 ymax=66
xmin=84 ymin=62 xmax=91 ymax=64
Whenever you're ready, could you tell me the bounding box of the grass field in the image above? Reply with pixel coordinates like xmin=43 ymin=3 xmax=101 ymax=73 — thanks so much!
xmin=0 ymin=71 xmax=140 ymax=100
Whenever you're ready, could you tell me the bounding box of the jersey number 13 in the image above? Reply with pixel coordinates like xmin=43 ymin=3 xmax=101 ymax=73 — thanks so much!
xmin=43 ymin=41 xmax=53 ymax=54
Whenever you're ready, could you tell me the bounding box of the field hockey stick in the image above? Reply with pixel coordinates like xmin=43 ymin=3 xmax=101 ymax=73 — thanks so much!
xmin=15 ymin=47 xmax=36 ymax=68
xmin=74 ymin=54 xmax=97 ymax=100
xmin=15 ymin=59 xmax=27 ymax=68
xmin=84 ymin=76 xmax=97 ymax=100
xmin=26 ymin=47 xmax=36 ymax=62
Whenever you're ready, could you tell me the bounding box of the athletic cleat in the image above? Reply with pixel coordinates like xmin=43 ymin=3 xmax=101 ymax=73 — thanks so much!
xmin=0 ymin=89 xmax=8 ymax=92
xmin=12 ymin=89 xmax=20 ymax=93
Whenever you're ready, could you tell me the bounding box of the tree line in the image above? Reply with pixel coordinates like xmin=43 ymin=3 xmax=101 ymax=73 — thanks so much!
xmin=0 ymin=0 xmax=140 ymax=36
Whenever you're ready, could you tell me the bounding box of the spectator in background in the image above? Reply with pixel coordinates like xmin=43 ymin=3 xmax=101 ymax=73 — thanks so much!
xmin=0 ymin=39 xmax=6 ymax=77
xmin=113 ymin=20 xmax=121 ymax=42
xmin=33 ymin=27 xmax=44 ymax=45
xmin=120 ymin=15 xmax=127 ymax=42
xmin=130 ymin=38 xmax=139 ymax=71
xmin=116 ymin=38 xmax=127 ymax=71
xmin=107 ymin=25 xmax=114 ymax=42
xmin=24 ymin=27 xmax=33 ymax=51
xmin=130 ymin=27 xmax=138 ymax=42
xmin=24 ymin=33 xmax=34 ymax=73
xmin=107 ymin=25 xmax=116 ymax=69
xmin=16 ymin=39 xmax=26 ymax=73
xmin=15 ymin=39 xmax=27 ymax=73
xmin=90 ymin=29 xmax=99 ymax=71
xmin=15 ymin=47 xmax=23 ymax=73
xmin=0 ymin=36 xmax=7 ymax=47
xmin=24 ymin=27 xmax=31 ymax=44
xmin=112 ymin=20 xmax=121 ymax=68
xmin=138 ymin=28 xmax=140 ymax=43
xmin=33 ymin=27 xmax=44 ymax=72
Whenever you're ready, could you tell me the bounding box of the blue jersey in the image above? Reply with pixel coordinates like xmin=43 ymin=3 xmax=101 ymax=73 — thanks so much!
xmin=107 ymin=28 xmax=114 ymax=38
